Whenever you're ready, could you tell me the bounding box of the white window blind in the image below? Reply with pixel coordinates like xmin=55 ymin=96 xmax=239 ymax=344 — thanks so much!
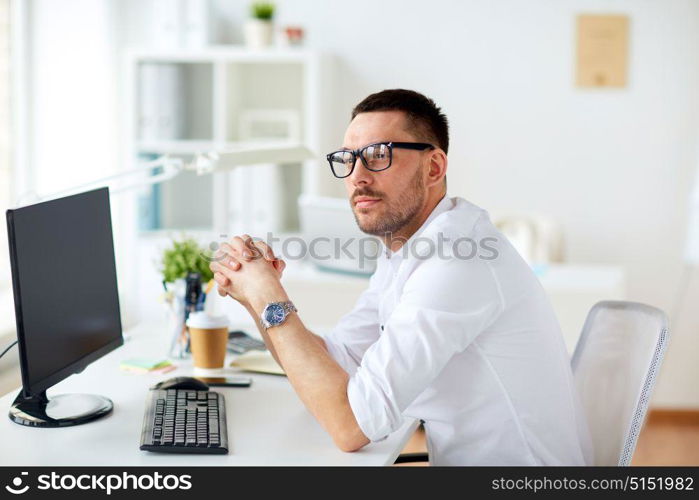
xmin=0 ymin=0 xmax=11 ymax=288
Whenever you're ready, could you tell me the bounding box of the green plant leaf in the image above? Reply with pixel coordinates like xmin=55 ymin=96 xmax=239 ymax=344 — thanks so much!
xmin=159 ymin=236 xmax=214 ymax=284
xmin=251 ymin=2 xmax=275 ymax=20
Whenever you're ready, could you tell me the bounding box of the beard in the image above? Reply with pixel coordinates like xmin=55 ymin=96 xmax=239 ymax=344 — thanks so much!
xmin=352 ymin=165 xmax=426 ymax=237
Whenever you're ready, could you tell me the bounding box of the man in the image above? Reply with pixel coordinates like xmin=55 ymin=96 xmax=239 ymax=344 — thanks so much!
xmin=210 ymin=89 xmax=592 ymax=465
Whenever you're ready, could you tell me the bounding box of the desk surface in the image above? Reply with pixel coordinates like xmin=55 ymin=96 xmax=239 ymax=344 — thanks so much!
xmin=0 ymin=323 xmax=418 ymax=466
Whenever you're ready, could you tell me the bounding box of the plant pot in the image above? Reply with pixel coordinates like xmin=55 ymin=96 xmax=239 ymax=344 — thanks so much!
xmin=244 ymin=19 xmax=274 ymax=49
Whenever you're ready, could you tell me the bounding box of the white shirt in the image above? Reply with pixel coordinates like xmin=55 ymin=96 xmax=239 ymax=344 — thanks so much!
xmin=322 ymin=196 xmax=593 ymax=465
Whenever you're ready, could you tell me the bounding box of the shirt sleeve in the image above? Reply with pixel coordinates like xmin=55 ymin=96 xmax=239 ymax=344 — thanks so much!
xmin=321 ymin=268 xmax=383 ymax=375
xmin=347 ymin=256 xmax=505 ymax=442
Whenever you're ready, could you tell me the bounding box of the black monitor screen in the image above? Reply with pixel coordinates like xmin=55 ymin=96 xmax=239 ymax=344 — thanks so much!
xmin=6 ymin=187 xmax=123 ymax=394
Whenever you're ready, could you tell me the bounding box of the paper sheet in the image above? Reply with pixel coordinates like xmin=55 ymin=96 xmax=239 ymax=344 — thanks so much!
xmin=230 ymin=350 xmax=285 ymax=376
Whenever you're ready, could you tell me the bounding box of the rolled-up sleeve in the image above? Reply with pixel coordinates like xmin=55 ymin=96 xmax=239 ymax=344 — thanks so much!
xmin=347 ymin=257 xmax=504 ymax=441
xmin=322 ymin=270 xmax=383 ymax=375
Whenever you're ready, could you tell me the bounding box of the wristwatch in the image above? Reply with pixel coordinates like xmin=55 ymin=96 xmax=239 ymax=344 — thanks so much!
xmin=260 ymin=301 xmax=297 ymax=331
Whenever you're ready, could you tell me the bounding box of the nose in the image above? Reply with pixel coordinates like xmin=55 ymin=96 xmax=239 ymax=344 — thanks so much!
xmin=346 ymin=155 xmax=373 ymax=188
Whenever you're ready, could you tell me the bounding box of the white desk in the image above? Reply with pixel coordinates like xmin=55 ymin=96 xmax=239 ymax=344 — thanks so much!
xmin=0 ymin=323 xmax=418 ymax=466
xmin=280 ymin=262 xmax=625 ymax=354
xmin=535 ymin=264 xmax=625 ymax=353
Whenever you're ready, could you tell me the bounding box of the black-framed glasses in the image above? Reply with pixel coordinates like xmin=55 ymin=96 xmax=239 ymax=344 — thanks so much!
xmin=326 ymin=141 xmax=435 ymax=178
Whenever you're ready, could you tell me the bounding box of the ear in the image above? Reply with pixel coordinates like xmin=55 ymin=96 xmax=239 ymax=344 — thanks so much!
xmin=425 ymin=148 xmax=448 ymax=189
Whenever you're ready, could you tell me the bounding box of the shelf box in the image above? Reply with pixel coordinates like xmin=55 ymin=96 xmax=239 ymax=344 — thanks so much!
xmin=136 ymin=62 xmax=213 ymax=142
xmin=225 ymin=62 xmax=304 ymax=143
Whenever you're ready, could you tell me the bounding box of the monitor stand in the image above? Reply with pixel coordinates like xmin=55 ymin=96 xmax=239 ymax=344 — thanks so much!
xmin=9 ymin=389 xmax=113 ymax=427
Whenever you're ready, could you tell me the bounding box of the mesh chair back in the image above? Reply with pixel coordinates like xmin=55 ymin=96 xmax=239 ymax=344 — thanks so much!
xmin=571 ymin=301 xmax=669 ymax=466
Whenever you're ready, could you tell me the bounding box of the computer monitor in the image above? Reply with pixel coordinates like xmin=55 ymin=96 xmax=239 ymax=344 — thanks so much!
xmin=5 ymin=187 xmax=123 ymax=427
xmin=299 ymin=194 xmax=380 ymax=276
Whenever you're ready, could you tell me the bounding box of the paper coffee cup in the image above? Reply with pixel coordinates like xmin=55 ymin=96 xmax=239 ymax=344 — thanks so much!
xmin=186 ymin=312 xmax=229 ymax=369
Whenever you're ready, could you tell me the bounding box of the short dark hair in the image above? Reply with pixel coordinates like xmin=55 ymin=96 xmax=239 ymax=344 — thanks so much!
xmin=351 ymin=89 xmax=449 ymax=154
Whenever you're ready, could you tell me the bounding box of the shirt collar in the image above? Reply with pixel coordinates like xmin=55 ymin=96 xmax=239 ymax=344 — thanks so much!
xmin=384 ymin=194 xmax=452 ymax=261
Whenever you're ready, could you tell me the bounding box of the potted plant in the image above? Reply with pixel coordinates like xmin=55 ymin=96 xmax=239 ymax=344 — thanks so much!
xmin=159 ymin=236 xmax=214 ymax=358
xmin=244 ymin=2 xmax=275 ymax=49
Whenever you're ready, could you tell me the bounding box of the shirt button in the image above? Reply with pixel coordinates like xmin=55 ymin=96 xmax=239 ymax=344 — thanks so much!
xmin=380 ymin=325 xmax=384 ymax=331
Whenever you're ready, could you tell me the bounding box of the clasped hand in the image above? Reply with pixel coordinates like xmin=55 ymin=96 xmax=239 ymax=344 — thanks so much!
xmin=209 ymin=235 xmax=286 ymax=308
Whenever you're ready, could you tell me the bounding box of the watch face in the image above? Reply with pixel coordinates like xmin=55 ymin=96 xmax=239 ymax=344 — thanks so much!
xmin=264 ymin=304 xmax=286 ymax=325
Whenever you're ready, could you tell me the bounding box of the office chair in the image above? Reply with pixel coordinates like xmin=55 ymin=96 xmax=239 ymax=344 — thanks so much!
xmin=395 ymin=300 xmax=669 ymax=465
xmin=571 ymin=300 xmax=669 ymax=466
xmin=393 ymin=420 xmax=428 ymax=464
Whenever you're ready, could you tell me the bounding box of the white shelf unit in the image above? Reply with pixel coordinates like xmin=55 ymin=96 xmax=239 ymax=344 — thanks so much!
xmin=123 ymin=47 xmax=323 ymax=234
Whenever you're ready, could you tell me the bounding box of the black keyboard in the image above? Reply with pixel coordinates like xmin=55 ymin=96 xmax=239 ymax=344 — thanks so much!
xmin=139 ymin=388 xmax=228 ymax=454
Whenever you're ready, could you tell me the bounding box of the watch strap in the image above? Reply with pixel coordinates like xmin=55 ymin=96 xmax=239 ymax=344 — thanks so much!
xmin=260 ymin=301 xmax=297 ymax=331
xmin=280 ymin=301 xmax=297 ymax=314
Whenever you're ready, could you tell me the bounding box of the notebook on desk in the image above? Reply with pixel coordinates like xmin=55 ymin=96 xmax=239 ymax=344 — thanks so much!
xmin=230 ymin=350 xmax=285 ymax=376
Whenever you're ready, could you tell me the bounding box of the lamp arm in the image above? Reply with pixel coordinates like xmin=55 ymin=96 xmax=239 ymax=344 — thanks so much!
xmin=14 ymin=156 xmax=184 ymax=206
xmin=109 ymin=156 xmax=184 ymax=194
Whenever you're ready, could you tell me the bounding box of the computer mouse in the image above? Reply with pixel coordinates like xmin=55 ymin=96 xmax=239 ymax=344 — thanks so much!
xmin=150 ymin=376 xmax=209 ymax=391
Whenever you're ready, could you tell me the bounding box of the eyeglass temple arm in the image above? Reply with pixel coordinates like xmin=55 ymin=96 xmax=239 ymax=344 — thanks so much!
xmin=326 ymin=142 xmax=434 ymax=159
xmin=389 ymin=142 xmax=435 ymax=150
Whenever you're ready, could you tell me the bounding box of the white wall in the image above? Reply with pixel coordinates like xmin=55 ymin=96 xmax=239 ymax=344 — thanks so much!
xmin=210 ymin=0 xmax=699 ymax=408
xmin=20 ymin=0 xmax=699 ymax=407
xmin=20 ymin=0 xmax=142 ymax=321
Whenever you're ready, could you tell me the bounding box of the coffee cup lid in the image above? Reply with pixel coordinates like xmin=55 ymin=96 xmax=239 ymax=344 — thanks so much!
xmin=186 ymin=312 xmax=229 ymax=329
